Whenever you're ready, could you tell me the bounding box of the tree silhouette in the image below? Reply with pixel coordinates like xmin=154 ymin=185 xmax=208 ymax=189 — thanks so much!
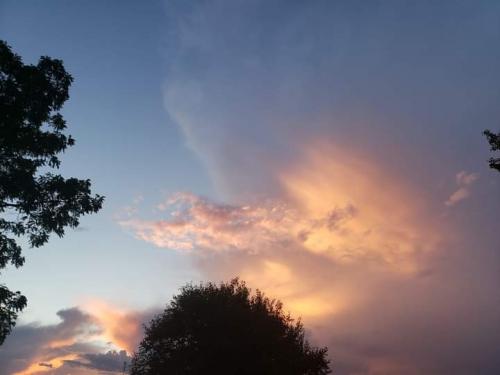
xmin=484 ymin=130 xmax=500 ymax=172
xmin=0 ymin=40 xmax=104 ymax=344
xmin=131 ymin=279 xmax=331 ymax=375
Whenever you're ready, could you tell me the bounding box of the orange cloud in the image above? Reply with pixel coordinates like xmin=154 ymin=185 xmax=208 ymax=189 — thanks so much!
xmin=279 ymin=143 xmax=442 ymax=273
xmin=13 ymin=354 xmax=79 ymax=375
xmin=83 ymin=301 xmax=145 ymax=354
xmin=122 ymin=142 xmax=442 ymax=275
xmin=4 ymin=308 xmax=100 ymax=375
xmin=241 ymin=260 xmax=346 ymax=318
xmin=2 ymin=306 xmax=139 ymax=375
xmin=118 ymin=141 xmax=448 ymax=336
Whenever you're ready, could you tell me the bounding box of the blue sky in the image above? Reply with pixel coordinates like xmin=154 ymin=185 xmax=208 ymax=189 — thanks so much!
xmin=1 ymin=1 xmax=500 ymax=374
xmin=0 ymin=0 xmax=212 ymax=323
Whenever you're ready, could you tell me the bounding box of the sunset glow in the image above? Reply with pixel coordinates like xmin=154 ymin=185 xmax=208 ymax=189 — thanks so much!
xmin=1 ymin=1 xmax=499 ymax=374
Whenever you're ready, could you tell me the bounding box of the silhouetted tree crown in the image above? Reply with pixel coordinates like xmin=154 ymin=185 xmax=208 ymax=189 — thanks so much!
xmin=131 ymin=279 xmax=331 ymax=375
xmin=0 ymin=40 xmax=104 ymax=344
xmin=484 ymin=130 xmax=500 ymax=172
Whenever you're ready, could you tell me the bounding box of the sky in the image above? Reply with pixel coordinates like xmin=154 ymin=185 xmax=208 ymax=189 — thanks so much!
xmin=1 ymin=0 xmax=500 ymax=374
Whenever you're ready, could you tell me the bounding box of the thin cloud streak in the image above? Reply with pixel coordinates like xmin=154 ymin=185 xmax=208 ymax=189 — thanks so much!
xmin=445 ymin=171 xmax=479 ymax=207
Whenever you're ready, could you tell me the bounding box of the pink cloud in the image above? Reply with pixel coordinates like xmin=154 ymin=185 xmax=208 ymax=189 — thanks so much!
xmin=121 ymin=144 xmax=442 ymax=274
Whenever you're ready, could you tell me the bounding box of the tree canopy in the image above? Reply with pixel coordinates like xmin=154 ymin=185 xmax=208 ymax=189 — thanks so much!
xmin=484 ymin=130 xmax=500 ymax=172
xmin=131 ymin=279 xmax=331 ymax=375
xmin=0 ymin=40 xmax=103 ymax=344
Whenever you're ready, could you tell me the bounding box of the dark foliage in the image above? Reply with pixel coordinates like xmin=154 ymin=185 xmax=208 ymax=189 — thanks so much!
xmin=0 ymin=40 xmax=103 ymax=344
xmin=484 ymin=130 xmax=500 ymax=172
xmin=0 ymin=285 xmax=26 ymax=345
xmin=131 ymin=279 xmax=331 ymax=375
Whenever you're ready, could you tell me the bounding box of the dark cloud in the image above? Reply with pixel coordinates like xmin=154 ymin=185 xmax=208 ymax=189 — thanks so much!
xmin=63 ymin=350 xmax=131 ymax=372
xmin=0 ymin=307 xmax=153 ymax=375
xmin=38 ymin=363 xmax=53 ymax=368
xmin=0 ymin=308 xmax=97 ymax=375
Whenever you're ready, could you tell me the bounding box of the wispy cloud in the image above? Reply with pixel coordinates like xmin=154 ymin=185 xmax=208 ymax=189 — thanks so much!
xmin=445 ymin=171 xmax=478 ymax=206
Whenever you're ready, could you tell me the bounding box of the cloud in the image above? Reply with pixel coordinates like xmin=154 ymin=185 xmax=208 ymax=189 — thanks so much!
xmin=122 ymin=142 xmax=442 ymax=275
xmin=121 ymin=192 xmax=299 ymax=253
xmin=0 ymin=308 xmax=97 ymax=375
xmin=120 ymin=143 xmax=479 ymax=373
xmin=445 ymin=171 xmax=478 ymax=206
xmin=0 ymin=305 xmax=156 ymax=375
xmin=63 ymin=350 xmax=130 ymax=373
xmin=147 ymin=1 xmax=500 ymax=373
xmin=121 ymin=192 xmax=327 ymax=262
xmin=121 ymin=178 xmax=500 ymax=374
xmin=82 ymin=300 xmax=158 ymax=354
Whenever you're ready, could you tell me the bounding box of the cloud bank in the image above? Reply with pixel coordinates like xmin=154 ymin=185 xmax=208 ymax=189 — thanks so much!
xmin=0 ymin=305 xmax=157 ymax=375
